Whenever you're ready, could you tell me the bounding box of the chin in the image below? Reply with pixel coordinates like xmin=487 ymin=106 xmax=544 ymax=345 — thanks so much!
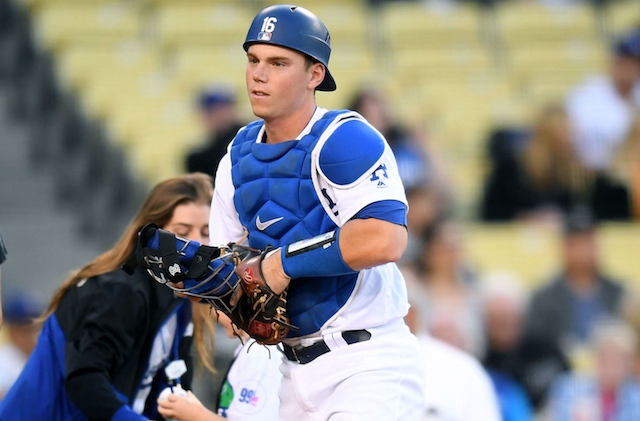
xmin=251 ymin=103 xmax=268 ymax=118
xmin=250 ymin=104 xmax=271 ymax=120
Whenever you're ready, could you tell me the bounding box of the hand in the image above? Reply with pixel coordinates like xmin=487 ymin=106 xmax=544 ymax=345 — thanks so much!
xmin=157 ymin=391 xmax=212 ymax=421
xmin=237 ymin=249 xmax=290 ymax=295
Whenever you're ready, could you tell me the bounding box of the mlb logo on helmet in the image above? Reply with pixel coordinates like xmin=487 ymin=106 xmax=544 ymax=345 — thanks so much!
xmin=257 ymin=16 xmax=277 ymax=41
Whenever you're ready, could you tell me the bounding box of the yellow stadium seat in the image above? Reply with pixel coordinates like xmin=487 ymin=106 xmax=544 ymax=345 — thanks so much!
xmin=34 ymin=3 xmax=141 ymax=51
xmin=465 ymin=223 xmax=640 ymax=288
xmin=392 ymin=44 xmax=494 ymax=83
xmin=305 ymin=3 xmax=370 ymax=46
xmin=155 ymin=3 xmax=254 ymax=48
xmin=509 ymin=40 xmax=607 ymax=81
xmin=105 ymin=89 xmax=200 ymax=146
xmin=57 ymin=43 xmax=160 ymax=92
xmin=382 ymin=2 xmax=482 ymax=50
xmin=169 ymin=45 xmax=249 ymax=113
xmin=19 ymin=0 xmax=119 ymax=9
xmin=315 ymin=44 xmax=377 ymax=109
xmin=465 ymin=223 xmax=563 ymax=288
xmin=599 ymin=224 xmax=640 ymax=284
xmin=496 ymin=3 xmax=598 ymax=46
xmin=605 ymin=1 xmax=640 ymax=36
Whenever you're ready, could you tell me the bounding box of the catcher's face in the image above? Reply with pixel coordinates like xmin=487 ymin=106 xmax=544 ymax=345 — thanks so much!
xmin=246 ymin=44 xmax=324 ymax=124
xmin=163 ymin=202 xmax=210 ymax=245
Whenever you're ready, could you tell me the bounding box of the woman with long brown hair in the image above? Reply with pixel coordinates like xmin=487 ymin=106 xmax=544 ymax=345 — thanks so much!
xmin=0 ymin=173 xmax=216 ymax=421
xmin=481 ymin=105 xmax=587 ymax=222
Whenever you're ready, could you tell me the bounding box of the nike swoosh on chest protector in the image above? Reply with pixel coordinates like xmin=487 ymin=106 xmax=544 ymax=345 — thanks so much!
xmin=256 ymin=216 xmax=284 ymax=231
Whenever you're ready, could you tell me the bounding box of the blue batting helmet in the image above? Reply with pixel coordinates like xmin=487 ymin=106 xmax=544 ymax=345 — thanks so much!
xmin=243 ymin=4 xmax=336 ymax=91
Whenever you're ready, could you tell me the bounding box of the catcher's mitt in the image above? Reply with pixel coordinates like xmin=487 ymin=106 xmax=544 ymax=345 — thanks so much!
xmin=123 ymin=223 xmax=295 ymax=345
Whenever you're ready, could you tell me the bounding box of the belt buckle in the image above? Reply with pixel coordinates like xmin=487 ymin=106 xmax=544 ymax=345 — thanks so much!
xmin=286 ymin=344 xmax=302 ymax=364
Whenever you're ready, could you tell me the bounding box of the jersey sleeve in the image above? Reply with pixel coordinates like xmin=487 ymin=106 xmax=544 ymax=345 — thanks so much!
xmin=313 ymin=118 xmax=408 ymax=227
xmin=209 ymin=152 xmax=246 ymax=246
xmin=64 ymin=283 xmax=148 ymax=421
xmin=225 ymin=342 xmax=281 ymax=421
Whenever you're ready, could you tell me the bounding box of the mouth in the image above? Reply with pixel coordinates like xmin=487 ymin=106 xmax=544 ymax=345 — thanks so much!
xmin=251 ymin=89 xmax=269 ymax=98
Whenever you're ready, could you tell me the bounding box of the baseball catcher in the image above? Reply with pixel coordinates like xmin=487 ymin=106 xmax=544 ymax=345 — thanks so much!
xmin=123 ymin=223 xmax=295 ymax=345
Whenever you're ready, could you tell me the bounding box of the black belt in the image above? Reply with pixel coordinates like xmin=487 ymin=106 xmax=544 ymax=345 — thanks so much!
xmin=282 ymin=329 xmax=371 ymax=364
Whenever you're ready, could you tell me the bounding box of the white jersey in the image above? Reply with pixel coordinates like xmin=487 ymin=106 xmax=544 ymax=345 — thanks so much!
xmin=217 ymin=339 xmax=282 ymax=420
xmin=565 ymin=76 xmax=640 ymax=170
xmin=418 ymin=334 xmax=501 ymax=421
xmin=209 ymin=107 xmax=410 ymax=342
xmin=0 ymin=343 xmax=28 ymax=398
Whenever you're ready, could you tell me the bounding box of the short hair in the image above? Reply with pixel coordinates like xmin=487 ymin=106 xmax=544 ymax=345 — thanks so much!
xmin=481 ymin=271 xmax=528 ymax=310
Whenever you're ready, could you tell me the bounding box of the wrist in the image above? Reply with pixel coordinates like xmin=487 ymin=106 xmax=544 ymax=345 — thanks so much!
xmin=262 ymin=248 xmax=290 ymax=294
xmin=280 ymin=229 xmax=356 ymax=279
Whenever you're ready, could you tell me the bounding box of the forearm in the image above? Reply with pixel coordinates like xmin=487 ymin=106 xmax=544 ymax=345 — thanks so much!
xmin=261 ymin=218 xmax=407 ymax=294
xmin=338 ymin=218 xmax=407 ymax=270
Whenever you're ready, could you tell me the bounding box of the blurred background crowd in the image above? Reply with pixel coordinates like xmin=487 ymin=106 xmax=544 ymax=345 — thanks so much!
xmin=1 ymin=0 xmax=640 ymax=419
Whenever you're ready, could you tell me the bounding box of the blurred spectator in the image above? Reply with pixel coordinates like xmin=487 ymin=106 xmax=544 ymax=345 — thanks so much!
xmin=403 ymin=185 xmax=442 ymax=267
xmin=621 ymin=290 xmax=640 ymax=381
xmin=185 ymin=85 xmax=244 ymax=180
xmin=482 ymin=105 xmax=631 ymax=222
xmin=610 ymin=114 xmax=640 ymax=220
xmin=524 ymin=206 xmax=626 ymax=362
xmin=487 ymin=370 xmax=534 ymax=421
xmin=547 ymin=319 xmax=640 ymax=421
xmin=0 ymin=293 xmax=42 ymax=399
xmin=409 ymin=219 xmax=484 ymax=356
xmin=565 ymin=30 xmax=640 ymax=171
xmin=482 ymin=272 xmax=570 ymax=410
xmin=404 ymin=283 xmax=501 ymax=421
xmin=481 ymin=105 xmax=582 ymax=222
xmin=0 ymin=227 xmax=6 ymax=330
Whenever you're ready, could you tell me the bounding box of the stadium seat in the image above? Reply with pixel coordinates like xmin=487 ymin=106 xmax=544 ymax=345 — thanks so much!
xmin=465 ymin=223 xmax=640 ymax=288
xmin=382 ymin=2 xmax=483 ymax=50
xmin=170 ymin=45 xmax=246 ymax=90
xmin=304 ymin=3 xmax=370 ymax=46
xmin=605 ymin=1 xmax=640 ymax=36
xmin=155 ymin=3 xmax=254 ymax=48
xmin=392 ymin=44 xmax=493 ymax=84
xmin=496 ymin=3 xmax=598 ymax=47
xmin=508 ymin=41 xmax=606 ymax=81
xmin=57 ymin=43 xmax=160 ymax=92
xmin=33 ymin=3 xmax=141 ymax=51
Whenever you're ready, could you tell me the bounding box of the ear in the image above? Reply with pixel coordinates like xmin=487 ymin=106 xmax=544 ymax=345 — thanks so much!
xmin=308 ymin=62 xmax=325 ymax=90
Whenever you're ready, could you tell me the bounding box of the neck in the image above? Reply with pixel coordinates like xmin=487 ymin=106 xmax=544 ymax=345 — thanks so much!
xmin=263 ymin=102 xmax=316 ymax=144
xmin=614 ymin=81 xmax=633 ymax=100
xmin=565 ymin=269 xmax=597 ymax=293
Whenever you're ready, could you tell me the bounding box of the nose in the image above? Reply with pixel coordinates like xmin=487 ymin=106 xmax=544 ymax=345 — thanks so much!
xmin=252 ymin=62 xmax=267 ymax=83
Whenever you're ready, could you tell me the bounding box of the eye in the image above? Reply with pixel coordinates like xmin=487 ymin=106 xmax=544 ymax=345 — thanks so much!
xmin=273 ymin=61 xmax=285 ymax=67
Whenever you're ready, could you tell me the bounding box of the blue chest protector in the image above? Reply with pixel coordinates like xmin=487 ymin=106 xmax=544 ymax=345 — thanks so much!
xmin=229 ymin=110 xmax=359 ymax=337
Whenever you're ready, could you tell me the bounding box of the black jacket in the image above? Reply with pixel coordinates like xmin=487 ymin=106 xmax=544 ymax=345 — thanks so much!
xmin=186 ymin=123 xmax=244 ymax=179
xmin=55 ymin=266 xmax=194 ymax=420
